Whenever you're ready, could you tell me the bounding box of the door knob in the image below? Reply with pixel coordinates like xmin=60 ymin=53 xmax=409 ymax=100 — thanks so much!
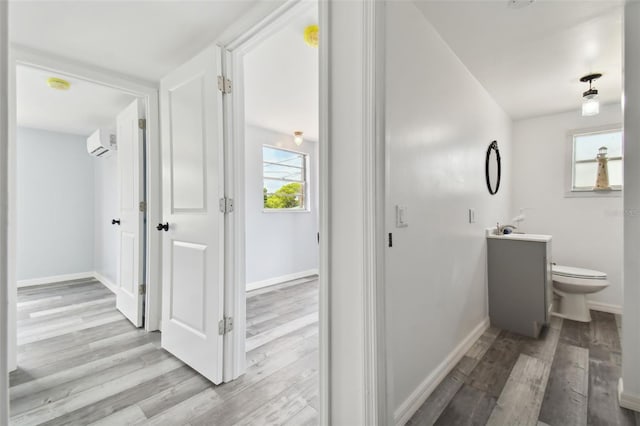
xmin=157 ymin=222 xmax=169 ymax=232
xmin=111 ymin=219 xmax=121 ymax=225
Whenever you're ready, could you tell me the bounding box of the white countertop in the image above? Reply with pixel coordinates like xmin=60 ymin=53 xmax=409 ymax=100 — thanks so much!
xmin=486 ymin=233 xmax=552 ymax=242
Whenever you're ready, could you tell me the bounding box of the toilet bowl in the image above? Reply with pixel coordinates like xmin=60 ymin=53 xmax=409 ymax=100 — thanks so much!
xmin=552 ymin=265 xmax=609 ymax=322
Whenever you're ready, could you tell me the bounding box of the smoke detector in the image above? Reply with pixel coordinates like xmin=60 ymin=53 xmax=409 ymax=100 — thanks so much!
xmin=47 ymin=77 xmax=71 ymax=91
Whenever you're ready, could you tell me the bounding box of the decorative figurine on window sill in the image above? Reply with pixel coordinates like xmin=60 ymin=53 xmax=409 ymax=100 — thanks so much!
xmin=594 ymin=146 xmax=612 ymax=191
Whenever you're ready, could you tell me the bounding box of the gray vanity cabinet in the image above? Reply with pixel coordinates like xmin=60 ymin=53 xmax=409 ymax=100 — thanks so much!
xmin=487 ymin=235 xmax=552 ymax=338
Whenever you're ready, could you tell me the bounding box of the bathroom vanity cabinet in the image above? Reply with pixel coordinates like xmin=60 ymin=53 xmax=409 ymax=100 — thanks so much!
xmin=487 ymin=233 xmax=552 ymax=338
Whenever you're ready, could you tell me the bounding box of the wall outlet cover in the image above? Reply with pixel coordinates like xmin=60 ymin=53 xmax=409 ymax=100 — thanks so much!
xmin=396 ymin=205 xmax=408 ymax=228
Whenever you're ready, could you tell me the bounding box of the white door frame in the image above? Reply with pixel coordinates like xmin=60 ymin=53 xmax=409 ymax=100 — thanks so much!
xmin=219 ymin=0 xmax=329 ymax=420
xmin=0 ymin=2 xmax=9 ymax=420
xmin=5 ymin=47 xmax=163 ymax=372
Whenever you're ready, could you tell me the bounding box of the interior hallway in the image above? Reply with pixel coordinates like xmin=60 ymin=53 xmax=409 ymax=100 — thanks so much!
xmin=408 ymin=312 xmax=637 ymax=426
xmin=9 ymin=277 xmax=319 ymax=425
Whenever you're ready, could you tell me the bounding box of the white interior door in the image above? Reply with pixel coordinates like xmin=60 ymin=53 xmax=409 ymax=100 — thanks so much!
xmin=159 ymin=46 xmax=225 ymax=384
xmin=116 ymin=99 xmax=146 ymax=327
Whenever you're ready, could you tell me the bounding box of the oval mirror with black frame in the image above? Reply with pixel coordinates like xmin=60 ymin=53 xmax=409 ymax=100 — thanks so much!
xmin=485 ymin=141 xmax=501 ymax=195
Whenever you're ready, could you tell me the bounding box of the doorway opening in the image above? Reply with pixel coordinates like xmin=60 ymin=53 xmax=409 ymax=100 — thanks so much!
xmin=8 ymin=64 xmax=152 ymax=422
xmin=230 ymin=1 xmax=321 ymax=422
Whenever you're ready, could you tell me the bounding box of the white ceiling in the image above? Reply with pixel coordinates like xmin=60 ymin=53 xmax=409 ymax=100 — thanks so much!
xmin=17 ymin=65 xmax=136 ymax=136
xmin=244 ymin=5 xmax=319 ymax=140
xmin=9 ymin=1 xmax=263 ymax=82
xmin=414 ymin=0 xmax=623 ymax=120
xmin=10 ymin=1 xmax=621 ymax=129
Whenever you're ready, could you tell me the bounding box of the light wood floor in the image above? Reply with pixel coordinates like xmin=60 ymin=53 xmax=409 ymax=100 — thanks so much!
xmin=407 ymin=311 xmax=638 ymax=426
xmin=10 ymin=277 xmax=319 ymax=425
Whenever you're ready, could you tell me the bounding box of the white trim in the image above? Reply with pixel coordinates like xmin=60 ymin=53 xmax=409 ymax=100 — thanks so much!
xmin=393 ymin=318 xmax=491 ymax=426
xmin=222 ymin=44 xmax=246 ymax=383
xmin=619 ymin=379 xmax=640 ymax=412
xmin=8 ymin=47 xmax=162 ymax=335
xmin=0 ymin=2 xmax=9 ymax=421
xmin=588 ymin=300 xmax=623 ymax=315
xmin=222 ymin=0 xmax=315 ymax=52
xmin=246 ymin=270 xmax=319 ymax=292
xmin=16 ymin=271 xmax=118 ymax=296
xmin=93 ymin=271 xmax=118 ymax=295
xmin=317 ymin=1 xmax=330 ymax=424
xmin=564 ymin=190 xmax=622 ymax=199
xmin=17 ymin=272 xmax=95 ymax=288
xmin=7 ymin=43 xmax=17 ymax=374
xmin=362 ymin=1 xmax=388 ymax=424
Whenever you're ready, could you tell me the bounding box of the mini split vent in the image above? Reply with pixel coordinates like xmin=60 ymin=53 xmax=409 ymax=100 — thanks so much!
xmin=87 ymin=129 xmax=117 ymax=158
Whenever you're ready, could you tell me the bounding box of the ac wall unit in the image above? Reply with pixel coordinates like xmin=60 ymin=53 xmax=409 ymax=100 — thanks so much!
xmin=87 ymin=129 xmax=116 ymax=157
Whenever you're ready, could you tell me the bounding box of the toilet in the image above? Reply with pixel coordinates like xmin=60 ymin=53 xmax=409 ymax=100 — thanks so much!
xmin=552 ymin=265 xmax=609 ymax=322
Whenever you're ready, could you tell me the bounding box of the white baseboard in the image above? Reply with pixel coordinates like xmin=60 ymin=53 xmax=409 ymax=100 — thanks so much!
xmin=17 ymin=271 xmax=95 ymax=288
xmin=588 ymin=300 xmax=623 ymax=315
xmin=246 ymin=269 xmax=319 ymax=292
xmin=619 ymin=378 xmax=640 ymax=412
xmin=92 ymin=271 xmax=118 ymax=294
xmin=394 ymin=317 xmax=491 ymax=426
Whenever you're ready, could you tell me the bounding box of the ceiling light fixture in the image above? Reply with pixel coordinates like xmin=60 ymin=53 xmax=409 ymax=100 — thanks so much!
xmin=294 ymin=131 xmax=304 ymax=146
xmin=47 ymin=77 xmax=71 ymax=91
xmin=580 ymin=73 xmax=602 ymax=117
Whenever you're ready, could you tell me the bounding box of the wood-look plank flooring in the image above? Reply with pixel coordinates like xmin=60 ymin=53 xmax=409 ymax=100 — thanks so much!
xmin=10 ymin=277 xmax=319 ymax=425
xmin=407 ymin=312 xmax=639 ymax=426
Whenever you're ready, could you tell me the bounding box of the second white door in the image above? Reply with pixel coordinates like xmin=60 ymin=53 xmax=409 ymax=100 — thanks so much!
xmin=116 ymin=99 xmax=146 ymax=327
xmin=159 ymin=46 xmax=225 ymax=384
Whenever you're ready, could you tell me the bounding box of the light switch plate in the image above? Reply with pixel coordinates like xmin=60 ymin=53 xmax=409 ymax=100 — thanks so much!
xmin=396 ymin=205 xmax=408 ymax=228
xmin=469 ymin=208 xmax=476 ymax=223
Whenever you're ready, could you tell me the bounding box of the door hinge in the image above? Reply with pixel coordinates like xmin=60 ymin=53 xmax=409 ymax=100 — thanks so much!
xmin=217 ymin=75 xmax=232 ymax=94
xmin=219 ymin=197 xmax=234 ymax=214
xmin=138 ymin=284 xmax=146 ymax=295
xmin=218 ymin=316 xmax=233 ymax=335
xmin=138 ymin=118 xmax=146 ymax=130
xmin=139 ymin=201 xmax=146 ymax=212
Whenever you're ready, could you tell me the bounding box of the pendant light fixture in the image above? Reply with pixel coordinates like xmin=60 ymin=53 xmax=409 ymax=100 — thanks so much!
xmin=580 ymin=73 xmax=602 ymax=116
xmin=294 ymin=131 xmax=304 ymax=146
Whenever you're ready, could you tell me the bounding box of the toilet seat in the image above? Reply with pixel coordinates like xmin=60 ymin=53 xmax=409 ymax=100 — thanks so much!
xmin=552 ymin=265 xmax=607 ymax=280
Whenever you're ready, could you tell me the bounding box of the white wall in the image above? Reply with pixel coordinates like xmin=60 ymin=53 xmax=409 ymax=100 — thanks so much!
xmin=244 ymin=125 xmax=319 ymax=286
xmin=385 ymin=2 xmax=513 ymax=419
xmin=93 ymin=153 xmax=118 ymax=285
xmin=512 ymin=103 xmax=623 ymax=309
xmin=16 ymin=127 xmax=95 ymax=281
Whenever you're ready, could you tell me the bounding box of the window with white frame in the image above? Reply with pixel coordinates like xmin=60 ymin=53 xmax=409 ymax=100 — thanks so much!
xmin=263 ymin=146 xmax=307 ymax=210
xmin=571 ymin=128 xmax=623 ymax=191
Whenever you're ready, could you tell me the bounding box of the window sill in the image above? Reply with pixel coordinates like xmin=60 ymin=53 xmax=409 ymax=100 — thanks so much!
xmin=564 ymin=189 xmax=622 ymax=198
xmin=262 ymin=209 xmax=311 ymax=214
